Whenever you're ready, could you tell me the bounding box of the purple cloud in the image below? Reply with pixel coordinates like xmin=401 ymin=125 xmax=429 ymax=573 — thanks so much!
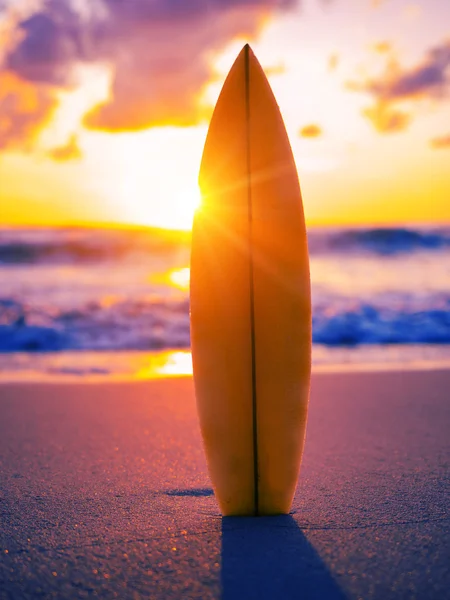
xmin=1 ymin=0 xmax=298 ymax=139
xmin=3 ymin=0 xmax=102 ymax=86
xmin=348 ymin=39 xmax=450 ymax=134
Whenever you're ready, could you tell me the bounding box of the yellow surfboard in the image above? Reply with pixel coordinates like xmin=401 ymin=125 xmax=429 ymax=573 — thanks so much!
xmin=190 ymin=45 xmax=311 ymax=516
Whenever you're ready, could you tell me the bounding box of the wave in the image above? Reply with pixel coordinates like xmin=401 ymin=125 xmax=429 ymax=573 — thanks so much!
xmin=1 ymin=295 xmax=449 ymax=352
xmin=0 ymin=296 xmax=190 ymax=352
xmin=1 ymin=226 xmax=450 ymax=265
xmin=0 ymin=227 xmax=188 ymax=265
xmin=312 ymin=301 xmax=450 ymax=345
xmin=326 ymin=227 xmax=450 ymax=255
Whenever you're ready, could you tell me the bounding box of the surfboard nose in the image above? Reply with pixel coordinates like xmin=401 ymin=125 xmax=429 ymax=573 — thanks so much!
xmin=199 ymin=44 xmax=261 ymax=210
xmin=239 ymin=43 xmax=254 ymax=58
xmin=199 ymin=43 xmax=300 ymax=214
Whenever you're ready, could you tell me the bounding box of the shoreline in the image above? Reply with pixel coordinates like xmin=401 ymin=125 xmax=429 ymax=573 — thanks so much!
xmin=0 ymin=360 xmax=449 ymax=384
xmin=1 ymin=347 xmax=450 ymax=384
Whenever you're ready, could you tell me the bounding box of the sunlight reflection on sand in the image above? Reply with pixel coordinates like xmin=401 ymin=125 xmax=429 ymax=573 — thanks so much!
xmin=136 ymin=350 xmax=193 ymax=378
xmin=1 ymin=347 xmax=450 ymax=383
xmin=167 ymin=268 xmax=191 ymax=291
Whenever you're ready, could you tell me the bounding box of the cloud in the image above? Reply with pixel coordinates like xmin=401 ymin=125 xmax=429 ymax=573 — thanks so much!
xmin=351 ymin=40 xmax=450 ymax=102
xmin=347 ymin=39 xmax=450 ymax=133
xmin=1 ymin=0 xmax=298 ymax=139
xmin=430 ymin=133 xmax=450 ymax=149
xmin=362 ymin=104 xmax=411 ymax=133
xmin=4 ymin=2 xmax=91 ymax=86
xmin=328 ymin=53 xmax=339 ymax=72
xmin=84 ymin=1 xmax=297 ymax=131
xmin=48 ymin=134 xmax=82 ymax=161
xmin=299 ymin=124 xmax=323 ymax=138
xmin=0 ymin=71 xmax=57 ymax=151
xmin=372 ymin=41 xmax=391 ymax=54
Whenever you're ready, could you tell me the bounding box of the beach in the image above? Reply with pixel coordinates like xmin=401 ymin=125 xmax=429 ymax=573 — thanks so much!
xmin=1 ymin=368 xmax=449 ymax=599
xmin=1 ymin=0 xmax=450 ymax=597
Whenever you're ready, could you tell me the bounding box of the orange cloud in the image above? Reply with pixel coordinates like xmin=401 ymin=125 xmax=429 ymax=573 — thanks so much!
xmin=83 ymin=6 xmax=289 ymax=131
xmin=362 ymin=103 xmax=410 ymax=133
xmin=48 ymin=134 xmax=82 ymax=161
xmin=1 ymin=0 xmax=299 ymax=138
xmin=372 ymin=41 xmax=391 ymax=54
xmin=430 ymin=133 xmax=450 ymax=149
xmin=299 ymin=124 xmax=323 ymax=138
xmin=0 ymin=71 xmax=57 ymax=151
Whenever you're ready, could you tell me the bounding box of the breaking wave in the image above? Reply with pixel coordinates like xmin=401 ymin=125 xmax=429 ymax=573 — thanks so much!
xmin=1 ymin=294 xmax=449 ymax=352
xmin=1 ymin=226 xmax=450 ymax=265
xmin=326 ymin=227 xmax=450 ymax=255
xmin=0 ymin=227 xmax=187 ymax=265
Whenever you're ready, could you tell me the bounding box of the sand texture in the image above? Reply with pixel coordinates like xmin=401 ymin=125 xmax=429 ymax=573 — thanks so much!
xmin=0 ymin=370 xmax=449 ymax=599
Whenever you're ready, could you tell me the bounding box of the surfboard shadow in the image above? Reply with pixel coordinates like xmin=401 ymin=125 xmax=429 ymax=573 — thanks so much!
xmin=221 ymin=515 xmax=346 ymax=600
xmin=164 ymin=487 xmax=214 ymax=497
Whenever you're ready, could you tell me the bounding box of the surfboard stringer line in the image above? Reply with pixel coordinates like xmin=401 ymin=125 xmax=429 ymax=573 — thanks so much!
xmin=244 ymin=44 xmax=260 ymax=517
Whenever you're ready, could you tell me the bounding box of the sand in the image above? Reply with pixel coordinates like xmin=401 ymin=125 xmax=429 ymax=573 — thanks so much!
xmin=0 ymin=369 xmax=449 ymax=599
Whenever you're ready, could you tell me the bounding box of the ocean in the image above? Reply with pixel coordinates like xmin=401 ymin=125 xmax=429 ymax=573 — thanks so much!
xmin=1 ymin=225 xmax=449 ymax=379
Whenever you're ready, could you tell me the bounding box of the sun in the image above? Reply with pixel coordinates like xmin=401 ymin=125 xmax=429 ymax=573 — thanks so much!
xmin=103 ymin=127 xmax=205 ymax=230
xmin=171 ymin=186 xmax=202 ymax=230
xmin=167 ymin=267 xmax=191 ymax=290
xmin=118 ymin=183 xmax=201 ymax=230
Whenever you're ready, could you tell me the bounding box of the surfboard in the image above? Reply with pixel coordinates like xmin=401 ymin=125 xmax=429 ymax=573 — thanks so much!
xmin=190 ymin=44 xmax=311 ymax=516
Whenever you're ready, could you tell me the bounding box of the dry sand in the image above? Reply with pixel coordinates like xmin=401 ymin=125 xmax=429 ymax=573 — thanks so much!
xmin=0 ymin=369 xmax=449 ymax=599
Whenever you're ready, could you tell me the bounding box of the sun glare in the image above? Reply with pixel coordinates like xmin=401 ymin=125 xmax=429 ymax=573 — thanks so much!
xmin=136 ymin=351 xmax=193 ymax=378
xmin=168 ymin=267 xmax=191 ymax=290
xmin=99 ymin=127 xmax=206 ymax=230
xmin=172 ymin=187 xmax=202 ymax=229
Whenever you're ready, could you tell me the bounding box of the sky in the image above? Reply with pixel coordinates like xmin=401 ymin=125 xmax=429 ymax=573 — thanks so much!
xmin=0 ymin=0 xmax=449 ymax=230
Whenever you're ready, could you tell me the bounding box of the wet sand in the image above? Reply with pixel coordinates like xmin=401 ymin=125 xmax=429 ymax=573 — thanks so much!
xmin=0 ymin=369 xmax=449 ymax=599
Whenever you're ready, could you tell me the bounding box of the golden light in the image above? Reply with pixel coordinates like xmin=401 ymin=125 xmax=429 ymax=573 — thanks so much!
xmin=2 ymin=4 xmax=449 ymax=232
xmin=172 ymin=186 xmax=202 ymax=230
xmin=136 ymin=351 xmax=193 ymax=378
xmin=93 ymin=126 xmax=206 ymax=230
xmin=168 ymin=267 xmax=191 ymax=291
